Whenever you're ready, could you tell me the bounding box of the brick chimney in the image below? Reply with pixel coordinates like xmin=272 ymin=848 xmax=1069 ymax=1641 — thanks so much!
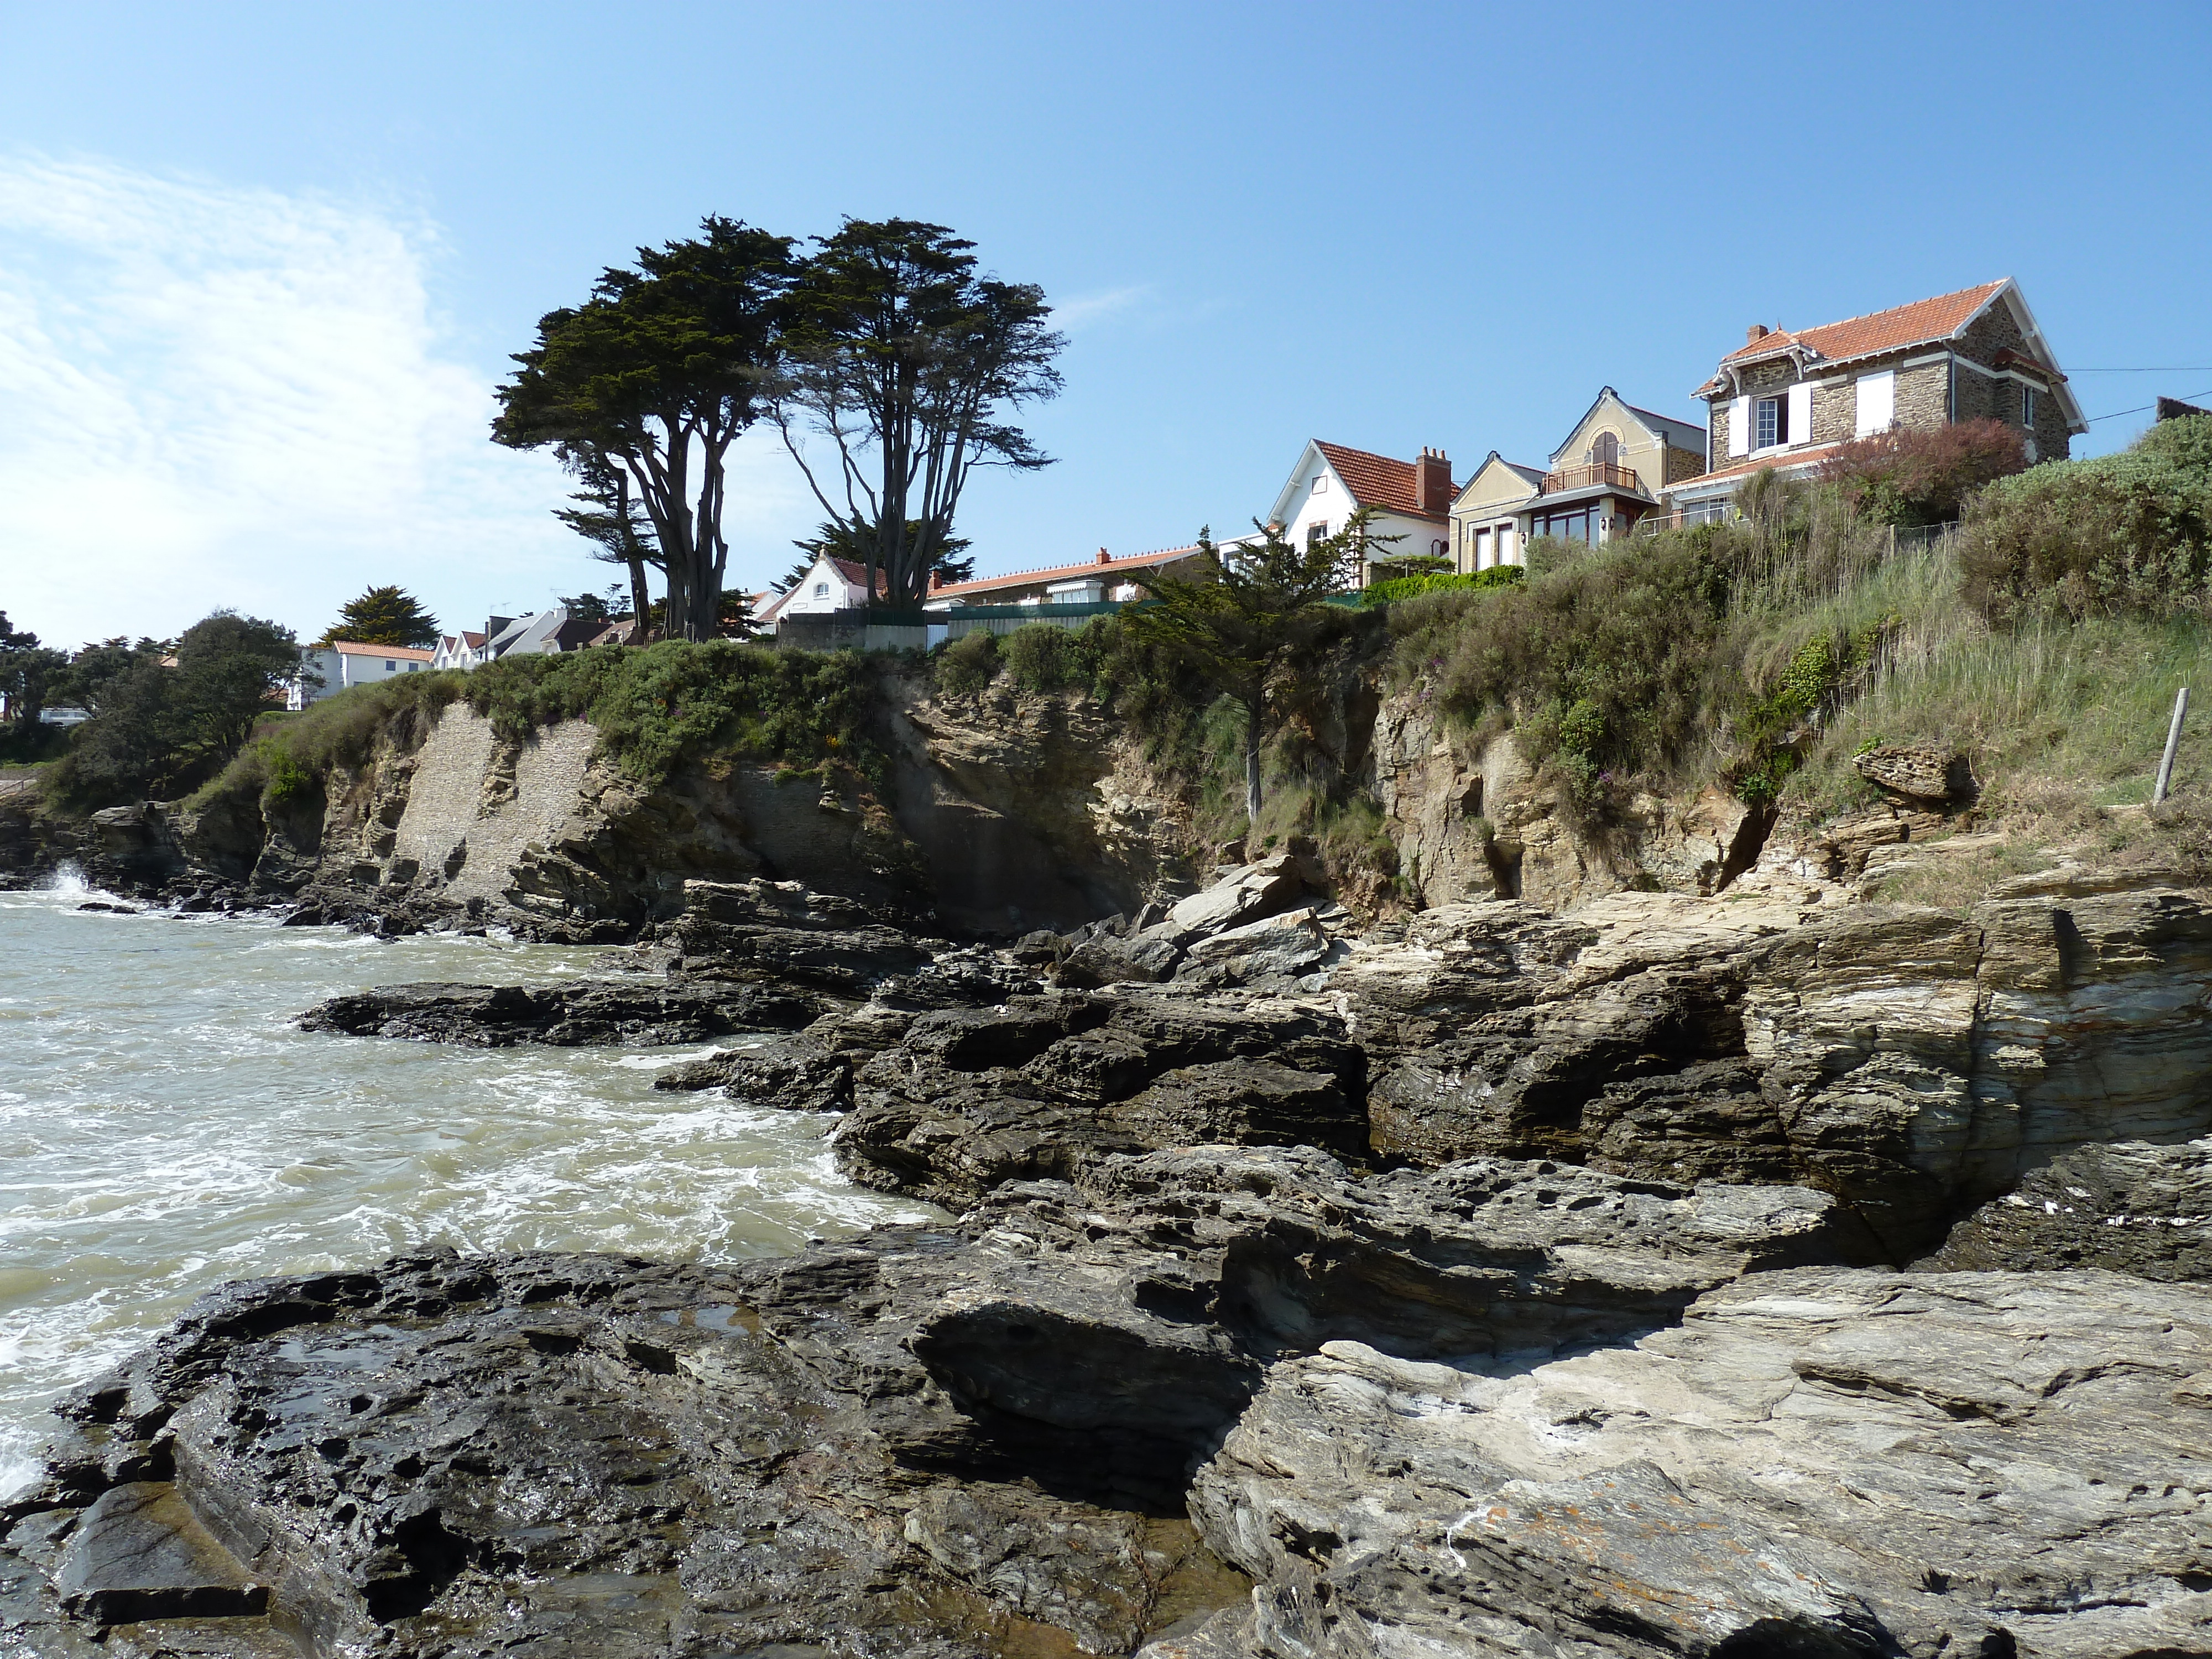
xmin=1097 ymin=547 xmax=1110 ymax=564
xmin=1414 ymin=447 xmax=1452 ymax=515
xmin=1746 ymin=324 xmax=1770 ymax=345
xmin=929 ymin=570 xmax=944 ymax=591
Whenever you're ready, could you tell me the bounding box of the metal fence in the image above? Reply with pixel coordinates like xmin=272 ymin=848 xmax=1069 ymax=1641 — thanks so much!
xmin=941 ymin=601 xmax=1134 ymax=640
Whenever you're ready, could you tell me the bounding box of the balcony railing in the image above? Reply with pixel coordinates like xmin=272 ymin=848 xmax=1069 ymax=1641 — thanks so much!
xmin=1540 ymin=460 xmax=1642 ymax=495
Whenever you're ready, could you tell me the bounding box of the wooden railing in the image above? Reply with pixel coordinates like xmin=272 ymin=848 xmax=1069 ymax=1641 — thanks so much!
xmin=1540 ymin=460 xmax=1642 ymax=494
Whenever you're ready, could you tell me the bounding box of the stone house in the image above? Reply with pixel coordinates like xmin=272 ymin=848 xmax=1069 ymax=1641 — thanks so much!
xmin=1668 ymin=279 xmax=2086 ymax=518
xmin=1450 ymin=390 xmax=1706 ymax=566
xmin=1266 ymin=440 xmax=1455 ymax=585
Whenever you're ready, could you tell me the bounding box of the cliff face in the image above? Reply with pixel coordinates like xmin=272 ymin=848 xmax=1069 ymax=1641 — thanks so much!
xmin=27 ymin=685 xmax=1208 ymax=939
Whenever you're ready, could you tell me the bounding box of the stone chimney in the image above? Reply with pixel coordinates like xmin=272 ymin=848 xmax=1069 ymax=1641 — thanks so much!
xmin=1746 ymin=324 xmax=1770 ymax=345
xmin=1097 ymin=547 xmax=1111 ymax=564
xmin=1414 ymin=447 xmax=1452 ymax=515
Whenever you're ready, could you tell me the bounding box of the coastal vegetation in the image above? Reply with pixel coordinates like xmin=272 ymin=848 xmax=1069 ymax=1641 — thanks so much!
xmin=317 ymin=585 xmax=440 ymax=649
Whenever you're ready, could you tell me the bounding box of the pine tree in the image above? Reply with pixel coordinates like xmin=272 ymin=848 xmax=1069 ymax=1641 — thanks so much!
xmin=320 ymin=586 xmax=440 ymax=648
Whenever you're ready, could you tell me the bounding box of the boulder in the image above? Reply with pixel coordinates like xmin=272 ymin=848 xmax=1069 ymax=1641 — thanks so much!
xmin=1175 ymin=1269 xmax=2212 ymax=1658
xmin=1854 ymin=741 xmax=1973 ymax=803
xmin=296 ymin=977 xmax=824 ymax=1047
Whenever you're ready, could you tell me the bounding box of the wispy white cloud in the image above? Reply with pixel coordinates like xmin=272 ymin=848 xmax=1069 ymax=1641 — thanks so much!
xmin=1050 ymin=283 xmax=1155 ymax=333
xmin=0 ymin=154 xmax=818 ymax=647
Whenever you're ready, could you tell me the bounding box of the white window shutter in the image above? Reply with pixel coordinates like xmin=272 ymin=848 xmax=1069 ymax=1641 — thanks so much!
xmin=1787 ymin=382 xmax=1813 ymax=449
xmin=1854 ymin=370 xmax=1895 ymax=437
xmin=1728 ymin=396 xmax=1750 ymax=458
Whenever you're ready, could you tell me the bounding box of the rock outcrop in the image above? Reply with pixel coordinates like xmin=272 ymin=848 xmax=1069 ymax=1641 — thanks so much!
xmin=1339 ymin=884 xmax=2212 ymax=1259
xmin=2 ymin=1146 xmax=1858 ymax=1659
xmin=295 ymin=977 xmax=826 ymax=1046
xmin=833 ymin=992 xmax=1371 ymax=1209
xmin=1169 ymin=1269 xmax=2212 ymax=1658
xmin=1929 ymin=1133 xmax=2212 ymax=1281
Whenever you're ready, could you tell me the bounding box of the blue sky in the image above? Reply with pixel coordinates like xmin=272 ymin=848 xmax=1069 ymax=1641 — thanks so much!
xmin=2 ymin=1 xmax=2208 ymax=648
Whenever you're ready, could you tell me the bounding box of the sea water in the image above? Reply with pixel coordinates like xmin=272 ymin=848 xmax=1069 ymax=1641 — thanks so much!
xmin=0 ymin=867 xmax=931 ymax=1498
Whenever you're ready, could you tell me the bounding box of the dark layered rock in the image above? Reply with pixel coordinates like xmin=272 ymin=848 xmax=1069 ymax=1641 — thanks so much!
xmin=1167 ymin=1268 xmax=2212 ymax=1658
xmin=833 ymin=991 xmax=1370 ymax=1208
xmin=1058 ymin=853 xmax=1328 ymax=988
xmin=3 ymin=1149 xmax=1863 ymax=1657
xmin=297 ymin=977 xmax=825 ymax=1047
xmin=1928 ymin=1134 xmax=2212 ymax=1280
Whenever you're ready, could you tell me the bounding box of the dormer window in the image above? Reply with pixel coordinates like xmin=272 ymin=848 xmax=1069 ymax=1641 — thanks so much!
xmin=1755 ymin=395 xmax=1788 ymax=449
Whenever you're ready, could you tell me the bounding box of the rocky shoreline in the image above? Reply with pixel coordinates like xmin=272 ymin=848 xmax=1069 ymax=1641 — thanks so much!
xmin=9 ymin=852 xmax=2212 ymax=1656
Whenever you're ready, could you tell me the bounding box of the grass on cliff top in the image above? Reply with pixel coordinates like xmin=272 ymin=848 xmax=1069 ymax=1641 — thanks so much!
xmin=195 ymin=639 xmax=885 ymax=818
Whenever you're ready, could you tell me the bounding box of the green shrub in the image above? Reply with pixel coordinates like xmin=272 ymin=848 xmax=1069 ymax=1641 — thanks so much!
xmin=1391 ymin=534 xmax=1731 ymax=815
xmin=1961 ymin=415 xmax=2212 ymax=622
xmin=934 ymin=629 xmax=1001 ymax=695
xmin=1003 ymin=622 xmax=1078 ymax=691
xmin=1359 ymin=566 xmax=1524 ymax=607
xmin=1815 ymin=418 xmax=2029 ymax=527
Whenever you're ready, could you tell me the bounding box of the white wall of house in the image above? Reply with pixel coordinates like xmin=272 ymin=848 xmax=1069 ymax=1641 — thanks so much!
xmin=291 ymin=644 xmax=433 ymax=707
xmin=1275 ymin=451 xmax=1449 ymax=578
xmin=775 ymin=555 xmax=870 ymax=618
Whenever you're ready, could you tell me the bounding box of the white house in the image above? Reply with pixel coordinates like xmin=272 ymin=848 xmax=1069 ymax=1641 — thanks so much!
xmin=753 ymin=556 xmax=881 ymax=629
xmin=290 ymin=641 xmax=435 ymax=708
xmin=431 ymin=629 xmax=490 ymax=670
xmin=1266 ymin=440 xmax=1456 ymax=585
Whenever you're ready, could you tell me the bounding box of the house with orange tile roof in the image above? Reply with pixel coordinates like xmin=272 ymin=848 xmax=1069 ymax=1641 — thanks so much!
xmin=920 ymin=542 xmax=1227 ymax=637
xmin=1666 ymin=278 xmax=2086 ymax=518
xmin=1266 ymin=440 xmax=1457 ymax=585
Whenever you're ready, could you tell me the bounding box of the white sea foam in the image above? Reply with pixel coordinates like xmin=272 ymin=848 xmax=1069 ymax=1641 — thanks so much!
xmin=0 ymin=901 xmax=930 ymax=1495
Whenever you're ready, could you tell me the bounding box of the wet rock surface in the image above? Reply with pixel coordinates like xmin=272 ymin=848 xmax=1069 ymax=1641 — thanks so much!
xmin=0 ymin=1147 xmax=1864 ymax=1659
xmin=295 ymin=977 xmax=826 ymax=1046
xmin=1168 ymin=1269 xmax=2212 ymax=1658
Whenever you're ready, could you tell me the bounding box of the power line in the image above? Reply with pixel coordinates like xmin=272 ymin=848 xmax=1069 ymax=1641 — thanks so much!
xmin=2070 ymin=366 xmax=2212 ymax=373
xmin=2088 ymin=387 xmax=2212 ymax=424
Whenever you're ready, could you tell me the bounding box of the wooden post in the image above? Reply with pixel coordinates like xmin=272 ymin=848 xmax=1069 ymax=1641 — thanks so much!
xmin=2154 ymin=686 xmax=2190 ymax=806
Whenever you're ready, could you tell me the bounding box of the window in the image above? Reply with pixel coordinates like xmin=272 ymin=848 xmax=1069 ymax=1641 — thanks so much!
xmin=1589 ymin=430 xmax=1620 ymax=469
xmin=1312 ymin=474 xmax=1327 ymax=493
xmin=1307 ymin=521 xmax=1328 ymax=546
xmin=1531 ymin=507 xmax=1596 ymax=546
xmin=1474 ymin=526 xmax=1491 ymax=567
xmin=812 ymin=581 xmax=829 ymax=597
xmin=2022 ymin=387 xmax=2037 ymax=426
xmin=383 ymin=660 xmax=396 ymax=671
xmin=1854 ymin=370 xmax=1896 ymax=437
xmin=1755 ymin=395 xmax=1788 ymax=449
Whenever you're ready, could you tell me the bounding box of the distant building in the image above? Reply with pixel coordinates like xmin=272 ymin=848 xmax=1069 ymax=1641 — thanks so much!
xmin=431 ymin=629 xmax=489 ymax=670
xmin=1451 ymin=390 xmax=1706 ymax=563
xmin=289 ymin=641 xmax=435 ymax=708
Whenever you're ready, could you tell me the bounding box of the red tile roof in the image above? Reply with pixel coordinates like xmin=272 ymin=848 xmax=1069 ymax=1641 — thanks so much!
xmin=1313 ymin=441 xmax=1452 ymax=521
xmin=1721 ymin=281 xmax=2008 ymax=369
xmin=931 ymin=544 xmax=1208 ymax=601
xmin=330 ymin=640 xmax=435 ymax=660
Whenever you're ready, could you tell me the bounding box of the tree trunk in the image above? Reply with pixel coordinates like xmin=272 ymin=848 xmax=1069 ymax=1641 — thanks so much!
xmin=1243 ymin=700 xmax=1263 ymax=831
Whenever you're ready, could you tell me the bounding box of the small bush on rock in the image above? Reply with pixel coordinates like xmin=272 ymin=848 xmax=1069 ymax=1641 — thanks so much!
xmin=1003 ymin=622 xmax=1079 ymax=692
xmin=934 ymin=630 xmax=1001 ymax=695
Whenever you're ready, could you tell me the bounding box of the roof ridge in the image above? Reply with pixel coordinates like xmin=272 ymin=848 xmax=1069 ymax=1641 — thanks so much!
xmin=1794 ymin=278 xmax=2006 ymax=341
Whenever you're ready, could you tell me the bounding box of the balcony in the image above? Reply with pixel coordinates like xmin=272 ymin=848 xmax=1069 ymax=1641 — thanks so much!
xmin=1540 ymin=460 xmax=1642 ymax=495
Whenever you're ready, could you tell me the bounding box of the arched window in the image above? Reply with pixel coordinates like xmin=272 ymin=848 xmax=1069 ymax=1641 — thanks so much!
xmin=1589 ymin=431 xmax=1620 ymax=468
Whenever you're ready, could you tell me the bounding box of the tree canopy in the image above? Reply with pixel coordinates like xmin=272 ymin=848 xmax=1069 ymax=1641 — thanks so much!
xmin=321 ymin=586 xmax=440 ymax=648
xmin=1125 ymin=513 xmax=1370 ymax=827
xmin=494 ymin=217 xmax=794 ymax=641
xmin=50 ymin=612 xmax=300 ymax=804
xmin=773 ymin=219 xmax=1062 ymax=609
xmin=0 ymin=611 xmax=67 ymax=755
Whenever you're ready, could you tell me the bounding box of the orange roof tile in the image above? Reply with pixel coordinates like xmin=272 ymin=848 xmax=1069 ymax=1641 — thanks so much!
xmin=1721 ymin=281 xmax=2009 ymax=369
xmin=932 ymin=544 xmax=1208 ymax=600
xmin=330 ymin=640 xmax=435 ymax=659
xmin=1313 ymin=441 xmax=1452 ymax=521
